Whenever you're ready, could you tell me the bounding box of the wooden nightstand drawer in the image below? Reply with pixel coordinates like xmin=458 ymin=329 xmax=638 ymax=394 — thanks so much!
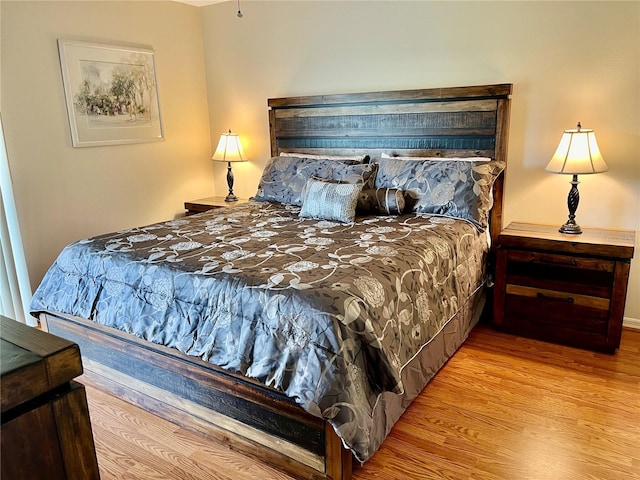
xmin=505 ymin=284 xmax=610 ymax=310
xmin=506 ymin=249 xmax=614 ymax=272
xmin=505 ymin=250 xmax=614 ymax=298
xmin=504 ymin=285 xmax=609 ymax=334
xmin=493 ymin=222 xmax=635 ymax=353
xmin=502 ymin=297 xmax=610 ymax=348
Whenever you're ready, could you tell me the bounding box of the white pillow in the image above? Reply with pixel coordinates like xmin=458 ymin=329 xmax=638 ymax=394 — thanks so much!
xmin=280 ymin=152 xmax=369 ymax=162
xmin=380 ymin=152 xmax=493 ymax=162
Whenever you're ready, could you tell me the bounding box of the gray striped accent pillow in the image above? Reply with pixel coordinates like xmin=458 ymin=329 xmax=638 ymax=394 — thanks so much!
xmin=299 ymin=177 xmax=363 ymax=223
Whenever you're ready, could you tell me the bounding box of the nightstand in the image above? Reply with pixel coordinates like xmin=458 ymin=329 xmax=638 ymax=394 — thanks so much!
xmin=493 ymin=222 xmax=635 ymax=353
xmin=184 ymin=195 xmax=250 ymax=215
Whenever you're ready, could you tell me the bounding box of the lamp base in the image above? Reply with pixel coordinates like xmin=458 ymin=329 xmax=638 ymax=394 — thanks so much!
xmin=559 ymin=174 xmax=583 ymax=234
xmin=225 ymin=161 xmax=238 ymax=202
xmin=559 ymin=222 xmax=582 ymax=235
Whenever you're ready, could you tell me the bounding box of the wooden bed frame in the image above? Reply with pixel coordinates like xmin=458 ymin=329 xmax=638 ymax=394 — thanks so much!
xmin=42 ymin=84 xmax=512 ymax=480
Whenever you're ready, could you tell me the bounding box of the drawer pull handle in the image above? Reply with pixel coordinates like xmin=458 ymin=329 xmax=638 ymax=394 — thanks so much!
xmin=539 ymin=256 xmax=577 ymax=267
xmin=537 ymin=292 xmax=574 ymax=303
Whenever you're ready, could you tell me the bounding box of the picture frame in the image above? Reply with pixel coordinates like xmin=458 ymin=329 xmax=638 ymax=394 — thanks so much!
xmin=58 ymin=39 xmax=164 ymax=148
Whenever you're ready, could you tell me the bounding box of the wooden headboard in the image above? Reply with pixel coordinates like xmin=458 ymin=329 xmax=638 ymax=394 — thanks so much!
xmin=267 ymin=83 xmax=512 ymax=245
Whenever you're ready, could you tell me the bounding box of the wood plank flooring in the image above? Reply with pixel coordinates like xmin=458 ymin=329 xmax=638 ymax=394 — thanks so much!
xmin=82 ymin=324 xmax=640 ymax=480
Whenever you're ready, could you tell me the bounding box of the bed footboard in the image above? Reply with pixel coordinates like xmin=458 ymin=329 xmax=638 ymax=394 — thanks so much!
xmin=42 ymin=313 xmax=352 ymax=480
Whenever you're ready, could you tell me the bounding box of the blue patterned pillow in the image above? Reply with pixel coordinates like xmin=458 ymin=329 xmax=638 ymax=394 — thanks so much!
xmin=374 ymin=157 xmax=504 ymax=229
xmin=299 ymin=177 xmax=363 ymax=223
xmin=253 ymin=156 xmax=377 ymax=206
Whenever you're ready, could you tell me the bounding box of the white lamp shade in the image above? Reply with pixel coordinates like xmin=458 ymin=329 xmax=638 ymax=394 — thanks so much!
xmin=212 ymin=130 xmax=246 ymax=163
xmin=545 ymin=124 xmax=608 ymax=175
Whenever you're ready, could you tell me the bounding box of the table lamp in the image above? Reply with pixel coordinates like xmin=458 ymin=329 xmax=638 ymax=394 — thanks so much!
xmin=212 ymin=129 xmax=247 ymax=202
xmin=545 ymin=122 xmax=608 ymax=234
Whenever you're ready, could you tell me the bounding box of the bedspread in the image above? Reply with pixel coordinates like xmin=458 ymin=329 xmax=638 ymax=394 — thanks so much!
xmin=31 ymin=201 xmax=488 ymax=461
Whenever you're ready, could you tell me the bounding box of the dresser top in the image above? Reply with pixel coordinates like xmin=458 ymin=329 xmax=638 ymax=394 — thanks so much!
xmin=499 ymin=222 xmax=635 ymax=259
xmin=1 ymin=315 xmax=82 ymax=413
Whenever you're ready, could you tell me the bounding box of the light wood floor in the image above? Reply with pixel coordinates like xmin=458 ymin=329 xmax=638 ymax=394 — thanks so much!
xmin=82 ymin=324 xmax=640 ymax=480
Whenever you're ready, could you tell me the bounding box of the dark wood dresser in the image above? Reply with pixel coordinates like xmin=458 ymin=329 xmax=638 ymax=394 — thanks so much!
xmin=493 ymin=222 xmax=635 ymax=353
xmin=1 ymin=315 xmax=100 ymax=479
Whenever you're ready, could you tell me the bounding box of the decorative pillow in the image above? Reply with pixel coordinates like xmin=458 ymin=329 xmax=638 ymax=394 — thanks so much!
xmin=299 ymin=177 xmax=363 ymax=223
xmin=281 ymin=152 xmax=370 ymax=163
xmin=329 ymin=161 xmax=377 ymax=189
xmin=253 ymin=156 xmax=377 ymax=206
xmin=374 ymin=157 xmax=505 ymax=229
xmin=381 ymin=152 xmax=493 ymax=162
xmin=357 ymin=188 xmax=405 ymax=215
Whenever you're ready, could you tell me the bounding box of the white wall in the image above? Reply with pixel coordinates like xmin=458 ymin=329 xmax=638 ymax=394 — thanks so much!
xmin=201 ymin=0 xmax=640 ymax=323
xmin=1 ymin=1 xmax=213 ymax=287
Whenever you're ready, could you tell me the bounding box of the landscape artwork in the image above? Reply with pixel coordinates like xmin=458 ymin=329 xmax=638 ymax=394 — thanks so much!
xmin=58 ymin=40 xmax=163 ymax=147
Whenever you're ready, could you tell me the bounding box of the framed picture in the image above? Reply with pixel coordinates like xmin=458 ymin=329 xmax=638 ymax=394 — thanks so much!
xmin=58 ymin=39 xmax=164 ymax=147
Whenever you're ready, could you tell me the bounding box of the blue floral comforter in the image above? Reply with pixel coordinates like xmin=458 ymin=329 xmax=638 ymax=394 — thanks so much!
xmin=31 ymin=201 xmax=488 ymax=462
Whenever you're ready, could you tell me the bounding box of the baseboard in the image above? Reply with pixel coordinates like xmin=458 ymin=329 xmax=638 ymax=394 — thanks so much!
xmin=623 ymin=317 xmax=640 ymax=330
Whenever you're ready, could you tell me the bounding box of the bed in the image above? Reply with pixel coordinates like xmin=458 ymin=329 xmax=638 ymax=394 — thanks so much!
xmin=31 ymin=83 xmax=512 ymax=480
